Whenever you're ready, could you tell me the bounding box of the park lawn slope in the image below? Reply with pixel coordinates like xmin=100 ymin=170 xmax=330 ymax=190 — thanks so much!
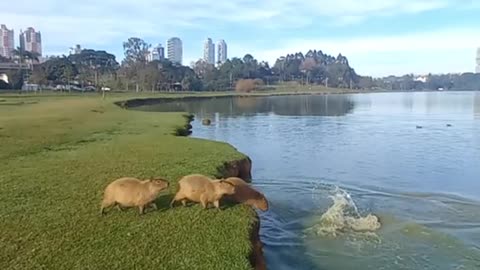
xmin=0 ymin=95 xmax=256 ymax=270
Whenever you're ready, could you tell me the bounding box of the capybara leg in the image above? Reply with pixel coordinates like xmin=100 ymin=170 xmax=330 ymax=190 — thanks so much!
xmin=150 ymin=202 xmax=158 ymax=210
xmin=169 ymin=198 xmax=176 ymax=208
xmin=170 ymin=192 xmax=185 ymax=208
xmin=200 ymin=194 xmax=208 ymax=209
xmin=115 ymin=203 xmax=124 ymax=212
xmin=213 ymin=200 xmax=220 ymax=209
xmin=100 ymin=200 xmax=114 ymax=215
xmin=181 ymin=199 xmax=187 ymax=207
xmin=139 ymin=205 xmax=145 ymax=215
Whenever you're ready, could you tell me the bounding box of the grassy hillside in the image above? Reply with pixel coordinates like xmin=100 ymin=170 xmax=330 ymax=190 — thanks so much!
xmin=0 ymin=94 xmax=256 ymax=270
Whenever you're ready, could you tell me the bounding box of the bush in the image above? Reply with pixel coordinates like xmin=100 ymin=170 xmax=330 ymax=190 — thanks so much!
xmin=235 ymin=79 xmax=256 ymax=93
xmin=253 ymin=78 xmax=264 ymax=86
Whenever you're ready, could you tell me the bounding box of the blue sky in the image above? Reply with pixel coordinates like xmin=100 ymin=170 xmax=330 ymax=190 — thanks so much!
xmin=2 ymin=0 xmax=480 ymax=76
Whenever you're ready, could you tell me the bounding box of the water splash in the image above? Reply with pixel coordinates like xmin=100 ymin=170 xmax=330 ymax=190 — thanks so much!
xmin=306 ymin=185 xmax=381 ymax=237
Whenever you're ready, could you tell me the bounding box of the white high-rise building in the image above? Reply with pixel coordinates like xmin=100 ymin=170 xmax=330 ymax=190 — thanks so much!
xmin=148 ymin=44 xmax=165 ymax=62
xmin=0 ymin=24 xmax=14 ymax=59
xmin=476 ymin=47 xmax=480 ymax=74
xmin=217 ymin=39 xmax=227 ymax=65
xmin=167 ymin=37 xmax=182 ymax=65
xmin=203 ymin=38 xmax=215 ymax=65
xmin=20 ymin=27 xmax=42 ymax=56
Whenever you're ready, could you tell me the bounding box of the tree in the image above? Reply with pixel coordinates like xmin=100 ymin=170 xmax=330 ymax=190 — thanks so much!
xmin=69 ymin=49 xmax=119 ymax=87
xmin=192 ymin=59 xmax=215 ymax=79
xmin=123 ymin=38 xmax=151 ymax=64
xmin=300 ymin=57 xmax=317 ymax=84
xmin=32 ymin=56 xmax=78 ymax=86
xmin=358 ymin=76 xmax=374 ymax=89
xmin=11 ymin=47 xmax=40 ymax=64
xmin=138 ymin=62 xmax=163 ymax=92
xmin=243 ymin=54 xmax=258 ymax=78
xmin=63 ymin=64 xmax=75 ymax=90
xmin=30 ymin=65 xmax=48 ymax=85
xmin=182 ymin=74 xmax=203 ymax=91
xmin=122 ymin=37 xmax=151 ymax=91
xmin=0 ymin=55 xmax=11 ymax=63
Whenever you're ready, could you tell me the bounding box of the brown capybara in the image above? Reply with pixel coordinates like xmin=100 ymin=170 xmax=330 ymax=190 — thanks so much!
xmin=101 ymin=177 xmax=169 ymax=215
xmin=170 ymin=174 xmax=235 ymax=209
xmin=224 ymin=177 xmax=269 ymax=212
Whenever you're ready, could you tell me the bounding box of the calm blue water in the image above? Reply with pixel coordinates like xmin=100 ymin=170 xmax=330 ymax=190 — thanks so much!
xmin=140 ymin=91 xmax=480 ymax=270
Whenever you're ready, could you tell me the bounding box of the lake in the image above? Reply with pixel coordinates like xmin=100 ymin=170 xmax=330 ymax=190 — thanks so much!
xmin=138 ymin=91 xmax=480 ymax=270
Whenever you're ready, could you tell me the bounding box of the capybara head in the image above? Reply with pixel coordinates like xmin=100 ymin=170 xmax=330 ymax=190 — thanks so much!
xmin=255 ymin=194 xmax=269 ymax=211
xmin=148 ymin=178 xmax=170 ymax=192
xmin=215 ymin=180 xmax=236 ymax=195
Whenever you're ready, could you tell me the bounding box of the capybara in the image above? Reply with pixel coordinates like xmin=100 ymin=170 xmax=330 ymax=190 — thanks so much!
xmin=224 ymin=177 xmax=269 ymax=211
xmin=101 ymin=177 xmax=169 ymax=215
xmin=170 ymin=174 xmax=235 ymax=209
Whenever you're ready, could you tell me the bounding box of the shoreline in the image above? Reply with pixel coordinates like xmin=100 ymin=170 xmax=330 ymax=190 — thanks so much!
xmin=0 ymin=95 xmax=262 ymax=270
xmin=113 ymin=89 xmax=475 ymax=109
xmin=142 ymin=101 xmax=264 ymax=269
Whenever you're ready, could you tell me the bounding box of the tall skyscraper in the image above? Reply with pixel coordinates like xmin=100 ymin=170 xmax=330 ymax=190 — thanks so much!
xmin=20 ymin=27 xmax=42 ymax=56
xmin=476 ymin=47 xmax=480 ymax=74
xmin=217 ymin=39 xmax=227 ymax=65
xmin=148 ymin=44 xmax=165 ymax=62
xmin=0 ymin=24 xmax=14 ymax=59
xmin=167 ymin=37 xmax=182 ymax=65
xmin=203 ymin=38 xmax=215 ymax=65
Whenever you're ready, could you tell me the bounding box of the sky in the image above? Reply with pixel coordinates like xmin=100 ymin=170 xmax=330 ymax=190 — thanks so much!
xmin=2 ymin=0 xmax=480 ymax=77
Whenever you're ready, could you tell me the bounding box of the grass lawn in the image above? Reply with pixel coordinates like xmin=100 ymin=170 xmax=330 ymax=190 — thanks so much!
xmin=0 ymin=93 xmax=257 ymax=270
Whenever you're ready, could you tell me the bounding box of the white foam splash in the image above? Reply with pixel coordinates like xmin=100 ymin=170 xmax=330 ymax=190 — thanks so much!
xmin=307 ymin=186 xmax=381 ymax=237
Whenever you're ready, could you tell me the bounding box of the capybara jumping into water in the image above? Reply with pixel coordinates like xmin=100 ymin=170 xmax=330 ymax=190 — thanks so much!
xmin=101 ymin=177 xmax=169 ymax=215
xmin=224 ymin=177 xmax=269 ymax=211
xmin=170 ymin=174 xmax=235 ymax=209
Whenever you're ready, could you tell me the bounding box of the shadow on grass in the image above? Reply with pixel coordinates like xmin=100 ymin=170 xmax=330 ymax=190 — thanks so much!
xmin=0 ymin=101 xmax=38 ymax=106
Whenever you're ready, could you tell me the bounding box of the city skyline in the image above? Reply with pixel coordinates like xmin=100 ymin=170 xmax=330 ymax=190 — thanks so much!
xmin=167 ymin=37 xmax=182 ymax=65
xmin=0 ymin=24 xmax=14 ymax=59
xmin=1 ymin=0 xmax=480 ymax=76
xmin=148 ymin=44 xmax=165 ymax=62
xmin=20 ymin=27 xmax=42 ymax=56
xmin=203 ymin=38 xmax=215 ymax=65
xmin=2 ymin=22 xmax=479 ymax=77
xmin=0 ymin=25 xmax=42 ymax=57
xmin=217 ymin=40 xmax=227 ymax=65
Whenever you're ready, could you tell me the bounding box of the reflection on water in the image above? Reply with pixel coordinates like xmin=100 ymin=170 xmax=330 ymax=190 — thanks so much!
xmin=138 ymin=91 xmax=480 ymax=270
xmin=138 ymin=95 xmax=356 ymax=117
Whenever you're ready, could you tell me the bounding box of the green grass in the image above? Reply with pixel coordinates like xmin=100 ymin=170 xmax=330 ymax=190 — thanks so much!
xmin=0 ymin=94 xmax=257 ymax=270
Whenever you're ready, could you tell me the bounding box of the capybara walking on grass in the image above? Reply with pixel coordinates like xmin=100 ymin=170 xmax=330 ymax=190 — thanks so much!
xmin=224 ymin=177 xmax=269 ymax=211
xmin=170 ymin=174 xmax=235 ymax=209
xmin=101 ymin=177 xmax=169 ymax=215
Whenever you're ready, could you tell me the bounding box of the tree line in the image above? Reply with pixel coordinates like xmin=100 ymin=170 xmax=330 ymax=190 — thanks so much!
xmin=1 ymin=37 xmax=362 ymax=91
xmin=359 ymin=73 xmax=480 ymax=91
xmin=1 ymin=37 xmax=479 ymax=91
